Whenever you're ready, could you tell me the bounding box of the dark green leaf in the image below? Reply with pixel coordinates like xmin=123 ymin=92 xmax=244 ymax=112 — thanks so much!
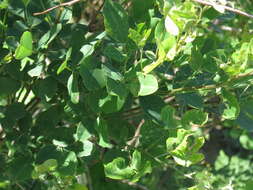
xmin=8 ymin=155 xmax=33 ymax=181
xmin=79 ymin=61 xmax=101 ymax=91
xmin=106 ymin=78 xmax=128 ymax=99
xmin=161 ymin=105 xmax=178 ymax=128
xmin=95 ymin=117 xmax=113 ymax=148
xmin=221 ymin=89 xmax=240 ymax=120
xmin=67 ymin=73 xmax=80 ymax=104
xmin=103 ymin=0 xmax=129 ymax=42
xmin=0 ymin=77 xmax=21 ymax=96
xmin=33 ymin=77 xmax=58 ymax=101
xmin=182 ymin=110 xmax=208 ymax=128
xmin=38 ymin=24 xmax=62 ymax=49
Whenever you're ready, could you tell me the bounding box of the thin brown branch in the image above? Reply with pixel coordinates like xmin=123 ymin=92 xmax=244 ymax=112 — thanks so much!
xmin=33 ymin=0 xmax=82 ymax=16
xmin=127 ymin=119 xmax=145 ymax=148
xmin=193 ymin=0 xmax=253 ymax=19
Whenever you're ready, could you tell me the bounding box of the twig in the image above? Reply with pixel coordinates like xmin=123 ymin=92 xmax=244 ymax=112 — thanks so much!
xmin=193 ymin=0 xmax=253 ymax=19
xmin=88 ymin=0 xmax=105 ymax=25
xmin=127 ymin=119 xmax=145 ymax=148
xmin=121 ymin=180 xmax=150 ymax=190
xmin=16 ymin=183 xmax=26 ymax=190
xmin=33 ymin=0 xmax=82 ymax=16
xmin=219 ymin=25 xmax=253 ymax=33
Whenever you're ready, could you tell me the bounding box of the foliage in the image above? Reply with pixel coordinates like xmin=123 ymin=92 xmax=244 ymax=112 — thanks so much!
xmin=1 ymin=0 xmax=253 ymax=189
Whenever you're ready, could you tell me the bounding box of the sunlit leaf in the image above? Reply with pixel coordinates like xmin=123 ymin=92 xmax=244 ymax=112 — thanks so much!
xmin=15 ymin=31 xmax=33 ymax=60
xmin=165 ymin=15 xmax=179 ymax=36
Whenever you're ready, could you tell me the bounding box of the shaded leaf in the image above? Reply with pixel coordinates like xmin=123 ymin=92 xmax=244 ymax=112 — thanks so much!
xmin=221 ymin=89 xmax=240 ymax=120
xmin=0 ymin=77 xmax=21 ymax=96
xmin=103 ymin=0 xmax=129 ymax=42
xmin=38 ymin=24 xmax=62 ymax=49
xmin=182 ymin=110 xmax=208 ymax=128
xmin=161 ymin=105 xmax=178 ymax=128
xmin=95 ymin=117 xmax=113 ymax=148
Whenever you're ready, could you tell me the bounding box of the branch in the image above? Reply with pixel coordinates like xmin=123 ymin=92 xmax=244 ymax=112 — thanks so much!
xmin=193 ymin=0 xmax=253 ymax=19
xmin=127 ymin=119 xmax=145 ymax=148
xmin=121 ymin=180 xmax=150 ymax=190
xmin=33 ymin=0 xmax=81 ymax=16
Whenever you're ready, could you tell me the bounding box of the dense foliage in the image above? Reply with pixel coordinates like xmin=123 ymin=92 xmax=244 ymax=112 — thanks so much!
xmin=1 ymin=0 xmax=253 ymax=189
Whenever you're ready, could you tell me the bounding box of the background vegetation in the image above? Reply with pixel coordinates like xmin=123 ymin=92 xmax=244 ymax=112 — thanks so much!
xmin=1 ymin=0 xmax=253 ymax=189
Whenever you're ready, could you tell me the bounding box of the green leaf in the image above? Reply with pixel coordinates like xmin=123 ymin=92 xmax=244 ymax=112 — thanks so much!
xmin=166 ymin=129 xmax=205 ymax=167
xmin=74 ymin=123 xmax=93 ymax=157
xmin=22 ymin=0 xmax=30 ymax=7
xmin=165 ymin=15 xmax=179 ymax=36
xmin=130 ymin=0 xmax=154 ymax=23
xmin=36 ymin=146 xmax=77 ymax=176
xmin=34 ymin=159 xmax=58 ymax=176
xmin=87 ymin=89 xmax=126 ymax=114
xmin=102 ymin=64 xmax=123 ymax=81
xmin=94 ymin=117 xmax=113 ymax=148
xmin=106 ymin=78 xmax=128 ymax=99
xmin=103 ymin=0 xmax=129 ymax=42
xmin=203 ymin=49 xmax=226 ymax=73
xmin=15 ymin=31 xmax=33 ymax=60
xmin=59 ymin=151 xmax=78 ymax=176
xmin=245 ymin=180 xmax=253 ymax=190
xmin=155 ymin=19 xmax=177 ymax=60
xmin=35 ymin=106 xmax=62 ymax=131
xmin=75 ymin=122 xmax=92 ymax=142
xmin=182 ymin=110 xmax=208 ymax=128
xmin=52 ymin=139 xmax=68 ymax=148
xmin=92 ymin=69 xmax=107 ymax=88
xmin=78 ymin=140 xmax=93 ymax=157
xmin=140 ymin=95 xmax=165 ymax=124
xmin=214 ymin=150 xmax=229 ymax=171
xmin=27 ymin=64 xmax=43 ymax=77
xmin=221 ymin=89 xmax=240 ymax=120
xmin=128 ymin=23 xmax=152 ymax=47
xmin=5 ymin=103 xmax=26 ymax=121
xmin=57 ymin=48 xmax=72 ymax=75
xmin=70 ymin=184 xmax=88 ymax=190
xmin=130 ymin=150 xmax=142 ymax=170
xmin=100 ymin=95 xmax=126 ymax=114
xmin=38 ymin=24 xmax=62 ymax=49
xmin=239 ymin=132 xmax=253 ymax=150
xmin=80 ymin=44 xmax=94 ymax=59
xmin=33 ymin=77 xmax=58 ymax=101
xmin=236 ymin=100 xmax=253 ymax=131
xmin=8 ymin=155 xmax=33 ymax=181
xmin=0 ymin=0 xmax=8 ymax=9
xmin=67 ymin=73 xmax=80 ymax=104
xmin=161 ymin=105 xmax=178 ymax=128
xmin=79 ymin=62 xmax=101 ymax=91
xmin=0 ymin=77 xmax=21 ymax=96
xmin=103 ymin=45 xmax=126 ymax=62
xmin=104 ymin=150 xmax=151 ymax=182
xmin=176 ymin=93 xmax=204 ymax=109
xmin=129 ymin=72 xmax=158 ymax=96
xmin=5 ymin=63 xmax=23 ymax=81
xmin=104 ymin=157 xmax=135 ymax=180
xmin=137 ymin=73 xmax=158 ymax=96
